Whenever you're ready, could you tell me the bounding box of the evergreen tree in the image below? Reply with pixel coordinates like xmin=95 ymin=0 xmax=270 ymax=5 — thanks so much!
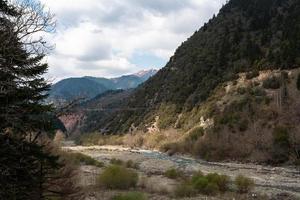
xmin=0 ymin=1 xmax=75 ymax=199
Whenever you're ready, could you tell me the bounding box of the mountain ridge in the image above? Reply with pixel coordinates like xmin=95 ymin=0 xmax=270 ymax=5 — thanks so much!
xmin=48 ymin=69 xmax=157 ymax=103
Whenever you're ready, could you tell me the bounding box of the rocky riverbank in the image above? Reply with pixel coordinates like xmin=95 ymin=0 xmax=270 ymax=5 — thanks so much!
xmin=63 ymin=145 xmax=300 ymax=200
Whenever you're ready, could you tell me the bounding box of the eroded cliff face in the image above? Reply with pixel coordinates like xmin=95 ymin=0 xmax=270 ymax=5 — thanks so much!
xmin=59 ymin=113 xmax=85 ymax=136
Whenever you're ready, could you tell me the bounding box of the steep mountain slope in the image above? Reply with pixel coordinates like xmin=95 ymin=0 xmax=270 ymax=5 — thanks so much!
xmin=62 ymin=0 xmax=300 ymax=164
xmin=100 ymin=0 xmax=300 ymax=133
xmin=48 ymin=69 xmax=157 ymax=103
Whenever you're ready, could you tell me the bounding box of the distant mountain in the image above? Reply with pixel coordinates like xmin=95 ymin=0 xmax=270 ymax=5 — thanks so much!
xmin=133 ymin=69 xmax=158 ymax=81
xmin=48 ymin=69 xmax=157 ymax=103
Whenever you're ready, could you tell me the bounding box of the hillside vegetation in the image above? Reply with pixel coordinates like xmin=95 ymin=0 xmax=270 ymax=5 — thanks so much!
xmin=64 ymin=0 xmax=300 ymax=163
xmin=100 ymin=0 xmax=300 ymax=133
xmin=48 ymin=69 xmax=157 ymax=103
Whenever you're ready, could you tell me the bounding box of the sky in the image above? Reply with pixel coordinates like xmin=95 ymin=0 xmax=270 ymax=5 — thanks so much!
xmin=41 ymin=0 xmax=227 ymax=81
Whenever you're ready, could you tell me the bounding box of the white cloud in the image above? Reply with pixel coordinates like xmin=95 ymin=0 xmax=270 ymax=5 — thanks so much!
xmin=41 ymin=0 xmax=227 ymax=81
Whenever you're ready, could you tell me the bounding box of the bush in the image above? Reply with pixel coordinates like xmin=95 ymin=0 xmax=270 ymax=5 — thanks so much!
xmin=97 ymin=165 xmax=138 ymax=189
xmin=125 ymin=160 xmax=139 ymax=169
xmin=273 ymin=126 xmax=290 ymax=147
xmin=272 ymin=126 xmax=290 ymax=163
xmin=262 ymin=76 xmax=281 ymax=89
xmin=187 ymin=127 xmax=204 ymax=141
xmin=112 ymin=192 xmax=147 ymax=200
xmin=164 ymin=168 xmax=184 ymax=179
xmin=235 ymin=175 xmax=254 ymax=193
xmin=64 ymin=152 xmax=103 ymax=167
xmin=191 ymin=172 xmax=230 ymax=195
xmin=204 ymin=183 xmax=219 ymax=195
xmin=251 ymin=87 xmax=266 ymax=97
xmin=192 ymin=176 xmax=209 ymax=192
xmin=215 ymin=175 xmax=230 ymax=192
xmin=206 ymin=173 xmax=230 ymax=192
xmin=174 ymin=183 xmax=197 ymax=198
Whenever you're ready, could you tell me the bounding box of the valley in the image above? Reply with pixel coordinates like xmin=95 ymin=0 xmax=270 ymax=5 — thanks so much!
xmin=64 ymin=144 xmax=300 ymax=200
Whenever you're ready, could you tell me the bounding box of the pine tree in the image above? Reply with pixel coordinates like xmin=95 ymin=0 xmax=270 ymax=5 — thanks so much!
xmin=0 ymin=1 xmax=72 ymax=199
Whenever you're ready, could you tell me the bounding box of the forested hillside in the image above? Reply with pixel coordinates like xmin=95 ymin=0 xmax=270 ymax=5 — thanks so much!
xmin=48 ymin=69 xmax=157 ymax=103
xmin=100 ymin=0 xmax=300 ymax=133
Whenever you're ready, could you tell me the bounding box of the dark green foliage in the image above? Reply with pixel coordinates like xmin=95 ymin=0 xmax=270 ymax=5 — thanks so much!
xmin=262 ymin=76 xmax=281 ymax=89
xmin=190 ymin=172 xmax=230 ymax=195
xmin=187 ymin=127 xmax=204 ymax=141
xmin=0 ymin=135 xmax=60 ymax=199
xmin=97 ymin=165 xmax=138 ymax=189
xmin=49 ymin=70 xmax=157 ymax=102
xmin=64 ymin=152 xmax=103 ymax=167
xmin=272 ymin=126 xmax=290 ymax=163
xmin=164 ymin=168 xmax=184 ymax=179
xmin=112 ymin=192 xmax=148 ymax=200
xmin=273 ymin=126 xmax=290 ymax=147
xmin=0 ymin=1 xmax=74 ymax=199
xmin=174 ymin=171 xmax=232 ymax=197
xmin=297 ymin=73 xmax=300 ymax=90
xmin=174 ymin=183 xmax=197 ymax=198
xmin=206 ymin=173 xmax=230 ymax=192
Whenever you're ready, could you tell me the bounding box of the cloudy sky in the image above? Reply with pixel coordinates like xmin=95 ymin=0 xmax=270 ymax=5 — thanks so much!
xmin=41 ymin=0 xmax=227 ymax=81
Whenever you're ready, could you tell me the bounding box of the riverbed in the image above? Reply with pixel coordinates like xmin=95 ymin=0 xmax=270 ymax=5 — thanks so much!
xmin=63 ymin=145 xmax=300 ymax=199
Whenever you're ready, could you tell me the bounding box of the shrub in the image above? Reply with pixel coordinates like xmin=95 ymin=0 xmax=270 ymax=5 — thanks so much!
xmin=125 ymin=160 xmax=139 ymax=169
xmin=215 ymin=175 xmax=230 ymax=192
xmin=192 ymin=176 xmax=209 ymax=192
xmin=251 ymin=87 xmax=266 ymax=97
xmin=205 ymin=173 xmax=230 ymax=192
xmin=272 ymin=126 xmax=290 ymax=163
xmin=191 ymin=171 xmax=204 ymax=183
xmin=273 ymin=126 xmax=290 ymax=147
xmin=164 ymin=168 xmax=184 ymax=179
xmin=204 ymin=183 xmax=219 ymax=195
xmin=64 ymin=152 xmax=103 ymax=167
xmin=186 ymin=127 xmax=204 ymax=141
xmin=97 ymin=165 xmax=138 ymax=189
xmin=262 ymin=76 xmax=281 ymax=89
xmin=235 ymin=175 xmax=254 ymax=193
xmin=191 ymin=172 xmax=230 ymax=195
xmin=112 ymin=192 xmax=147 ymax=200
xmin=174 ymin=183 xmax=197 ymax=198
